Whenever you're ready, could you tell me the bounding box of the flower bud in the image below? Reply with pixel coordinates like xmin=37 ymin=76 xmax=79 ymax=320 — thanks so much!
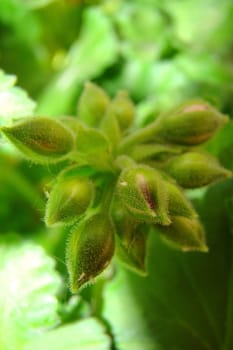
xmin=77 ymin=81 xmax=110 ymax=127
xmin=117 ymin=165 xmax=170 ymax=225
xmin=67 ymin=213 xmax=115 ymax=292
xmin=100 ymin=112 xmax=121 ymax=152
xmin=166 ymin=180 xmax=197 ymax=219
xmin=113 ymin=206 xmax=148 ymax=275
xmin=73 ymin=122 xmax=112 ymax=170
xmin=165 ymin=152 xmax=231 ymax=188
xmin=156 ymin=216 xmax=208 ymax=252
xmin=45 ymin=168 xmax=94 ymax=227
xmin=1 ymin=117 xmax=74 ymax=163
xmin=156 ymin=100 xmax=228 ymax=145
xmin=106 ymin=90 xmax=135 ymax=130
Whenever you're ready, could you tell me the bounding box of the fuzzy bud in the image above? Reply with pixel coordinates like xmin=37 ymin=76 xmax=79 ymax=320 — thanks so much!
xmin=106 ymin=90 xmax=135 ymax=130
xmin=165 ymin=152 xmax=231 ymax=188
xmin=45 ymin=167 xmax=94 ymax=227
xmin=156 ymin=100 xmax=228 ymax=145
xmin=1 ymin=117 xmax=74 ymax=163
xmin=156 ymin=216 xmax=208 ymax=252
xmin=66 ymin=213 xmax=115 ymax=292
xmin=166 ymin=180 xmax=197 ymax=218
xmin=77 ymin=82 xmax=110 ymax=127
xmin=117 ymin=165 xmax=170 ymax=225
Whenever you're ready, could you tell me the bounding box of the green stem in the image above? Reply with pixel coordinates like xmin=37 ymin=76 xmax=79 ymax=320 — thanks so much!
xmin=91 ymin=277 xmax=106 ymax=318
xmin=118 ymin=119 xmax=162 ymax=153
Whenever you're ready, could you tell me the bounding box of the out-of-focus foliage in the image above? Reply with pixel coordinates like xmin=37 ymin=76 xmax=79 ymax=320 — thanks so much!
xmin=0 ymin=0 xmax=233 ymax=119
xmin=0 ymin=70 xmax=35 ymax=126
xmin=0 ymin=236 xmax=61 ymax=349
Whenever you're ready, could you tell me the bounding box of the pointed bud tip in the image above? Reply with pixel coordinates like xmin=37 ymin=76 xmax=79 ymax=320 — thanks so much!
xmin=45 ymin=214 xmax=60 ymax=227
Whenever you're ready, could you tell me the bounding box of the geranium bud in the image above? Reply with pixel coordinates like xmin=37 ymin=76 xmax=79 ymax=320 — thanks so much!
xmin=1 ymin=117 xmax=74 ymax=163
xmin=156 ymin=216 xmax=208 ymax=252
xmin=156 ymin=100 xmax=228 ymax=145
xmin=113 ymin=206 xmax=148 ymax=275
xmin=77 ymin=81 xmax=110 ymax=127
xmin=117 ymin=165 xmax=170 ymax=225
xmin=166 ymin=180 xmax=197 ymax=218
xmin=75 ymin=123 xmax=112 ymax=170
xmin=165 ymin=151 xmax=231 ymax=188
xmin=45 ymin=169 xmax=94 ymax=226
xmin=100 ymin=112 xmax=121 ymax=152
xmin=67 ymin=213 xmax=115 ymax=292
xmin=106 ymin=90 xmax=135 ymax=130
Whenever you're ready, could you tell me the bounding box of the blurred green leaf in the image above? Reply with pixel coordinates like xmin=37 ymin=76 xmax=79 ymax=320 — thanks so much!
xmin=37 ymin=7 xmax=118 ymax=115
xmin=0 ymin=236 xmax=62 ymax=350
xmin=23 ymin=318 xmax=111 ymax=350
xmin=0 ymin=70 xmax=36 ymax=126
xmin=164 ymin=0 xmax=233 ymax=51
xmin=24 ymin=0 xmax=57 ymax=9
xmin=0 ymin=0 xmax=40 ymax=44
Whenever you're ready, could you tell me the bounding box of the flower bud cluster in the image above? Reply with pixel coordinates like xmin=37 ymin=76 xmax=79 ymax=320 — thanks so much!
xmin=0 ymin=82 xmax=231 ymax=291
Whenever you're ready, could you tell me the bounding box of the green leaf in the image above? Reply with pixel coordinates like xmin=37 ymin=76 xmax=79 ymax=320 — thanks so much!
xmin=0 ymin=70 xmax=36 ymax=127
xmin=165 ymin=0 xmax=233 ymax=51
xmin=0 ymin=236 xmax=61 ymax=350
xmin=24 ymin=0 xmax=57 ymax=9
xmin=103 ymin=178 xmax=233 ymax=350
xmin=23 ymin=318 xmax=111 ymax=350
xmin=37 ymin=8 xmax=118 ymax=115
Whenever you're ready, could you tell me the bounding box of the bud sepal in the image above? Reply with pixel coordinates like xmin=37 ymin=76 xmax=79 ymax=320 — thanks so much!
xmin=155 ymin=216 xmax=208 ymax=252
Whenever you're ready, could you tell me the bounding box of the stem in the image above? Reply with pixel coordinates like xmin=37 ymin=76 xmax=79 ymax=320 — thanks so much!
xmin=118 ymin=119 xmax=162 ymax=153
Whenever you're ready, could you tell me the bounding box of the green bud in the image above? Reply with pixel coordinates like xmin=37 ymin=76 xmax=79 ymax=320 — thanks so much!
xmin=117 ymin=165 xmax=170 ymax=225
xmin=156 ymin=216 xmax=208 ymax=252
xmin=1 ymin=117 xmax=74 ymax=163
xmin=77 ymin=81 xmax=110 ymax=127
xmin=75 ymin=123 xmax=112 ymax=170
xmin=67 ymin=213 xmax=115 ymax=292
xmin=45 ymin=167 xmax=94 ymax=227
xmin=156 ymin=100 xmax=228 ymax=145
xmin=113 ymin=205 xmax=148 ymax=275
xmin=100 ymin=112 xmax=121 ymax=152
xmin=165 ymin=151 xmax=231 ymax=188
xmin=166 ymin=180 xmax=197 ymax=219
xmin=106 ymin=90 xmax=135 ymax=130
